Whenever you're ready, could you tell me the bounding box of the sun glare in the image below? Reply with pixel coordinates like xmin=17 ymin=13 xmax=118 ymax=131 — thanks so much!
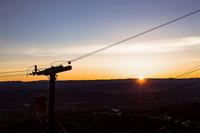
xmin=137 ymin=75 xmax=145 ymax=85
xmin=139 ymin=76 xmax=144 ymax=81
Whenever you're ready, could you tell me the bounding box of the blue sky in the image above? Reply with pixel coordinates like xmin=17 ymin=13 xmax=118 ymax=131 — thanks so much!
xmin=0 ymin=0 xmax=200 ymax=80
xmin=1 ymin=0 xmax=200 ymax=44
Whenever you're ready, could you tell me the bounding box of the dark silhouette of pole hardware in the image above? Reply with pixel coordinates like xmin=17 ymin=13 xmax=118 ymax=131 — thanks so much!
xmin=31 ymin=64 xmax=72 ymax=132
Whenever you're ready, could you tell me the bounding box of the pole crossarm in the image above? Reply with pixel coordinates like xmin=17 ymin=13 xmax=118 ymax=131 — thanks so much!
xmin=32 ymin=65 xmax=72 ymax=76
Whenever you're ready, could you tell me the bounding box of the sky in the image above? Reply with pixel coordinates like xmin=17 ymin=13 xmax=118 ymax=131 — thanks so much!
xmin=0 ymin=0 xmax=200 ymax=81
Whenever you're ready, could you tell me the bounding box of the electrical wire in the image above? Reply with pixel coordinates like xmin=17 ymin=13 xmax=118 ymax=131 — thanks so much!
xmin=174 ymin=67 xmax=200 ymax=79
xmin=146 ymin=78 xmax=200 ymax=102
xmin=0 ymin=65 xmax=36 ymax=77
xmin=50 ymin=61 xmax=66 ymax=66
xmin=0 ymin=68 xmax=45 ymax=78
xmin=0 ymin=73 xmax=27 ymax=78
xmin=68 ymin=9 xmax=200 ymax=63
xmin=56 ymin=119 xmax=70 ymax=133
xmin=152 ymin=68 xmax=200 ymax=96
xmin=163 ymin=78 xmax=200 ymax=95
xmin=0 ymin=70 xmax=28 ymax=75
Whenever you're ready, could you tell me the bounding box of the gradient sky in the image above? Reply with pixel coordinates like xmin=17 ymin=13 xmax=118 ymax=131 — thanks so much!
xmin=0 ymin=0 xmax=200 ymax=81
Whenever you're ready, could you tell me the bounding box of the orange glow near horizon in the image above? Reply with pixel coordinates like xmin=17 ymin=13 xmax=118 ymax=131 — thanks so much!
xmin=0 ymin=65 xmax=200 ymax=82
xmin=1 ymin=36 xmax=200 ymax=81
xmin=137 ymin=75 xmax=145 ymax=85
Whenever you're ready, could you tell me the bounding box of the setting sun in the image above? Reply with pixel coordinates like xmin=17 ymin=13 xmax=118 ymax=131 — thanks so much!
xmin=137 ymin=75 xmax=146 ymax=86
xmin=139 ymin=76 xmax=144 ymax=81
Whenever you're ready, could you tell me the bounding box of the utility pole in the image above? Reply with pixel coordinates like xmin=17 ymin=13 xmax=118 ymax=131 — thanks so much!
xmin=31 ymin=63 xmax=72 ymax=132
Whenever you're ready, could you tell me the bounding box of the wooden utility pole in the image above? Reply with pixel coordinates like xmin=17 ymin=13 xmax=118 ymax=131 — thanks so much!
xmin=31 ymin=64 xmax=72 ymax=132
xmin=49 ymin=73 xmax=56 ymax=132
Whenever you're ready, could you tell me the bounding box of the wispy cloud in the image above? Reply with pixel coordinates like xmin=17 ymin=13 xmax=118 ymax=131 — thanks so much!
xmin=1 ymin=36 xmax=200 ymax=57
xmin=50 ymin=36 xmax=200 ymax=56
xmin=104 ymin=36 xmax=200 ymax=55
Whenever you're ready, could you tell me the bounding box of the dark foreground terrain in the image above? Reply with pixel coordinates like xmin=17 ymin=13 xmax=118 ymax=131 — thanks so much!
xmin=0 ymin=79 xmax=200 ymax=133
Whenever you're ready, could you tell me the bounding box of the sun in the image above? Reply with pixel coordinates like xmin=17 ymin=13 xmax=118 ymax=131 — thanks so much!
xmin=137 ymin=75 xmax=147 ymax=90
xmin=139 ymin=76 xmax=144 ymax=81
xmin=137 ymin=75 xmax=145 ymax=85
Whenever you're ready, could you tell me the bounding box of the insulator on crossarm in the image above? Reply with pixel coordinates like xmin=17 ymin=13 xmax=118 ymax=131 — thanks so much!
xmin=34 ymin=65 xmax=37 ymax=73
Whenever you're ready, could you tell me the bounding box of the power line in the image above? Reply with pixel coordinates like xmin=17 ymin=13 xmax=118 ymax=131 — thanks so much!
xmin=153 ymin=68 xmax=200 ymax=96
xmin=0 ymin=65 xmax=36 ymax=76
xmin=163 ymin=78 xmax=200 ymax=95
xmin=51 ymin=61 xmax=66 ymax=66
xmin=0 ymin=74 xmax=27 ymax=78
xmin=174 ymin=66 xmax=200 ymax=78
xmin=139 ymin=66 xmax=200 ymax=97
xmin=191 ymin=71 xmax=200 ymax=78
xmin=56 ymin=119 xmax=70 ymax=133
xmin=147 ymin=78 xmax=200 ymax=101
xmin=0 ymin=70 xmax=27 ymax=75
xmin=0 ymin=68 xmax=45 ymax=77
xmin=69 ymin=9 xmax=200 ymax=63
